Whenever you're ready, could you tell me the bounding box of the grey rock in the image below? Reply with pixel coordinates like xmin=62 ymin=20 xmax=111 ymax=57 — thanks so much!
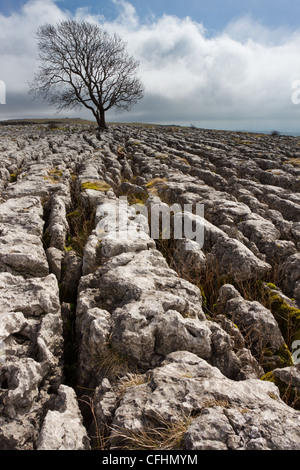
xmin=207 ymin=237 xmax=272 ymax=282
xmin=0 ymin=195 xmax=49 ymax=278
xmin=281 ymin=253 xmax=300 ymax=301
xmin=37 ymin=385 xmax=90 ymax=450
xmin=82 ymin=197 xmax=155 ymax=274
xmin=184 ymin=407 xmax=241 ymax=450
xmin=238 ymin=213 xmax=280 ymax=244
xmin=1 ymin=358 xmax=44 ymax=418
xmin=171 ymin=238 xmax=206 ymax=276
xmin=46 ymin=247 xmax=63 ymax=281
xmin=78 ymin=249 xmax=259 ymax=379
xmin=1 ymin=123 xmax=300 ymax=451
xmin=76 ymin=300 xmax=112 ymax=387
xmin=60 ymin=250 xmax=82 ymax=302
xmin=0 ymin=229 xmax=49 ymax=277
xmin=273 ymin=364 xmax=300 ymax=393
xmin=111 ymin=351 xmax=300 ymax=450
xmin=0 ymin=272 xmax=61 ymax=317
xmin=0 ymin=196 xmax=45 ymax=237
xmin=44 ymin=194 xmax=70 ymax=251
xmin=217 ymin=284 xmax=285 ymax=357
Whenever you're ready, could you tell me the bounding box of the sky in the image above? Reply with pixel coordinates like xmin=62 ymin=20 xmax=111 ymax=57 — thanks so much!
xmin=1 ymin=0 xmax=300 ymax=133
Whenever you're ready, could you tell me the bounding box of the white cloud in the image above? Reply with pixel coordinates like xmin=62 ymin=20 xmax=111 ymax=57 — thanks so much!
xmin=0 ymin=0 xmax=68 ymax=92
xmin=1 ymin=0 xmax=300 ymax=131
xmin=73 ymin=6 xmax=105 ymax=23
xmin=223 ymin=15 xmax=296 ymax=46
xmin=111 ymin=0 xmax=139 ymax=29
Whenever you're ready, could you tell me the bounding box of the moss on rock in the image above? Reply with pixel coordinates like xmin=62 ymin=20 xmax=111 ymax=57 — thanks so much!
xmin=81 ymin=181 xmax=111 ymax=192
xmin=268 ymin=293 xmax=300 ymax=347
xmin=261 ymin=370 xmax=300 ymax=410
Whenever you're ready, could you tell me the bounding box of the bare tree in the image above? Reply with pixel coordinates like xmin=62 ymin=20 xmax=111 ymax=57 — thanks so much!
xmin=29 ymin=20 xmax=144 ymax=128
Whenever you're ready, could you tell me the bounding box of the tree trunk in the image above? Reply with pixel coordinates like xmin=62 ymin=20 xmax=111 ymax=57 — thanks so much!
xmin=96 ymin=108 xmax=107 ymax=129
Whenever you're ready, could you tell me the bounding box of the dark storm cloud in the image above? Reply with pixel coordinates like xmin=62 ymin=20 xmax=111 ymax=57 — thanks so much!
xmin=1 ymin=0 xmax=300 ymax=132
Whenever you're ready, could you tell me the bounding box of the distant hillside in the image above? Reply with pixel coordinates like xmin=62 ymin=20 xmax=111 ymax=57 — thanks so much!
xmin=0 ymin=117 xmax=97 ymax=126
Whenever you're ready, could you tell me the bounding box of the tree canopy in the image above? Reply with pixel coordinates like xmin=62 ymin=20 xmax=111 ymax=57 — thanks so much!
xmin=29 ymin=20 xmax=144 ymax=128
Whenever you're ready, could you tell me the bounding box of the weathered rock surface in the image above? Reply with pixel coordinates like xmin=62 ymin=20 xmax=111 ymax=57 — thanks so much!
xmin=110 ymin=351 xmax=300 ymax=450
xmin=37 ymin=385 xmax=90 ymax=450
xmin=0 ymin=122 xmax=300 ymax=450
xmin=217 ymin=284 xmax=285 ymax=361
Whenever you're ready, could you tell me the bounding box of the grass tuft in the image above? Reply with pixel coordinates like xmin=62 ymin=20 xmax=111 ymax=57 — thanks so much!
xmin=81 ymin=181 xmax=111 ymax=192
xmin=111 ymin=414 xmax=193 ymax=450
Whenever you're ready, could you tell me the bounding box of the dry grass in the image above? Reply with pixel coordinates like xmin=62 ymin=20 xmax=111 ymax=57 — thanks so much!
xmin=94 ymin=347 xmax=130 ymax=383
xmin=146 ymin=177 xmax=168 ymax=194
xmin=66 ymin=205 xmax=96 ymax=257
xmin=110 ymin=414 xmax=193 ymax=450
xmin=78 ymin=373 xmax=150 ymax=450
xmin=145 ymin=179 xmax=169 ymax=198
xmin=146 ymin=177 xmax=168 ymax=187
xmin=117 ymin=373 xmax=150 ymax=398
xmin=78 ymin=394 xmax=109 ymax=450
xmin=284 ymin=158 xmax=300 ymax=166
